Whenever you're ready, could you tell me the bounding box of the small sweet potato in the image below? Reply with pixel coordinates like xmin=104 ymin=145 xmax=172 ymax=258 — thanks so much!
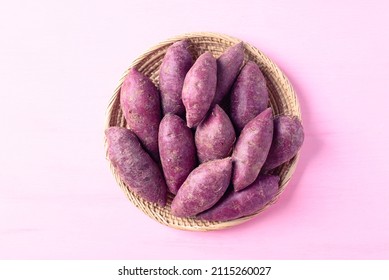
xmin=182 ymin=52 xmax=217 ymax=128
xmin=198 ymin=175 xmax=279 ymax=221
xmin=213 ymin=42 xmax=245 ymax=105
xmin=171 ymin=157 xmax=232 ymax=217
xmin=195 ymin=105 xmax=235 ymax=163
xmin=158 ymin=114 xmax=196 ymax=194
xmin=232 ymin=108 xmax=273 ymax=191
xmin=105 ymin=127 xmax=167 ymax=206
xmin=159 ymin=40 xmax=193 ymax=116
xmin=263 ymin=115 xmax=304 ymax=170
xmin=230 ymin=61 xmax=268 ymax=131
xmin=120 ymin=68 xmax=161 ymax=161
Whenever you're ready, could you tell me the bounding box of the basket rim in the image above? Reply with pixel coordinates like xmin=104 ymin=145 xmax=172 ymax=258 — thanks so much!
xmin=104 ymin=32 xmax=302 ymax=231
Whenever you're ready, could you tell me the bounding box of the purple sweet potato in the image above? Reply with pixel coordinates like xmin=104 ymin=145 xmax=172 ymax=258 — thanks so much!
xmin=182 ymin=52 xmax=217 ymax=128
xmin=120 ymin=68 xmax=161 ymax=161
xmin=263 ymin=115 xmax=304 ymax=170
xmin=159 ymin=40 xmax=193 ymax=116
xmin=232 ymin=108 xmax=273 ymax=191
xmin=105 ymin=127 xmax=167 ymax=206
xmin=230 ymin=61 xmax=268 ymax=131
xmin=198 ymin=175 xmax=279 ymax=221
xmin=195 ymin=105 xmax=236 ymax=163
xmin=213 ymin=42 xmax=245 ymax=106
xmin=158 ymin=114 xmax=196 ymax=194
xmin=171 ymin=157 xmax=232 ymax=217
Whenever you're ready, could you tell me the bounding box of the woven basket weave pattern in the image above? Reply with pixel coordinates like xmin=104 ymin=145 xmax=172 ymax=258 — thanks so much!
xmin=105 ymin=32 xmax=301 ymax=231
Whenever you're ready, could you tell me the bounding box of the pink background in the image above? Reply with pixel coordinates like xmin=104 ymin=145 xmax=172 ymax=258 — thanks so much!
xmin=1 ymin=0 xmax=389 ymax=259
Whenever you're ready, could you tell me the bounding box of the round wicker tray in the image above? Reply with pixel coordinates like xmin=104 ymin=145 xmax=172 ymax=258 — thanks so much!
xmin=105 ymin=32 xmax=301 ymax=231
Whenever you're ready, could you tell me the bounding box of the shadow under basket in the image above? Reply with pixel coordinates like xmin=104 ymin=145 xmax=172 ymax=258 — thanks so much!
xmin=104 ymin=32 xmax=302 ymax=231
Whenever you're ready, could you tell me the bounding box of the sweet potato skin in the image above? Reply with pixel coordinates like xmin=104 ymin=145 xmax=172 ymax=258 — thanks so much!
xmin=158 ymin=114 xmax=197 ymax=194
xmin=195 ymin=105 xmax=236 ymax=163
xmin=105 ymin=127 xmax=167 ymax=206
xmin=159 ymin=40 xmax=193 ymax=116
xmin=230 ymin=61 xmax=269 ymax=131
xmin=182 ymin=52 xmax=217 ymax=128
xmin=263 ymin=116 xmax=304 ymax=170
xmin=213 ymin=42 xmax=244 ymax=105
xmin=120 ymin=68 xmax=161 ymax=161
xmin=232 ymin=108 xmax=273 ymax=191
xmin=171 ymin=157 xmax=232 ymax=217
xmin=198 ymin=175 xmax=279 ymax=221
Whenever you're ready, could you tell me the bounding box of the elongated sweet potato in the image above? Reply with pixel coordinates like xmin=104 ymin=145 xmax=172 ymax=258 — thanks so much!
xmin=232 ymin=108 xmax=273 ymax=191
xmin=195 ymin=105 xmax=235 ymax=163
xmin=105 ymin=127 xmax=167 ymax=206
xmin=263 ymin=115 xmax=304 ymax=170
xmin=213 ymin=42 xmax=244 ymax=105
xmin=120 ymin=68 xmax=161 ymax=161
xmin=182 ymin=52 xmax=217 ymax=128
xmin=171 ymin=157 xmax=232 ymax=217
xmin=198 ymin=175 xmax=279 ymax=221
xmin=159 ymin=40 xmax=193 ymax=116
xmin=158 ymin=114 xmax=196 ymax=194
xmin=230 ymin=61 xmax=269 ymax=131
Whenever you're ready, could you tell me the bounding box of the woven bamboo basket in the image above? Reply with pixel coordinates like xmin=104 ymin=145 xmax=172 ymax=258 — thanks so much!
xmin=105 ymin=32 xmax=301 ymax=231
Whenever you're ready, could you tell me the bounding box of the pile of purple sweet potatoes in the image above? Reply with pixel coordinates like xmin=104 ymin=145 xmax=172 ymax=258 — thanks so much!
xmin=106 ymin=40 xmax=304 ymax=222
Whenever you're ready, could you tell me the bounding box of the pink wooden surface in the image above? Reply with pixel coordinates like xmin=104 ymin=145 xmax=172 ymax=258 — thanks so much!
xmin=1 ymin=0 xmax=389 ymax=259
